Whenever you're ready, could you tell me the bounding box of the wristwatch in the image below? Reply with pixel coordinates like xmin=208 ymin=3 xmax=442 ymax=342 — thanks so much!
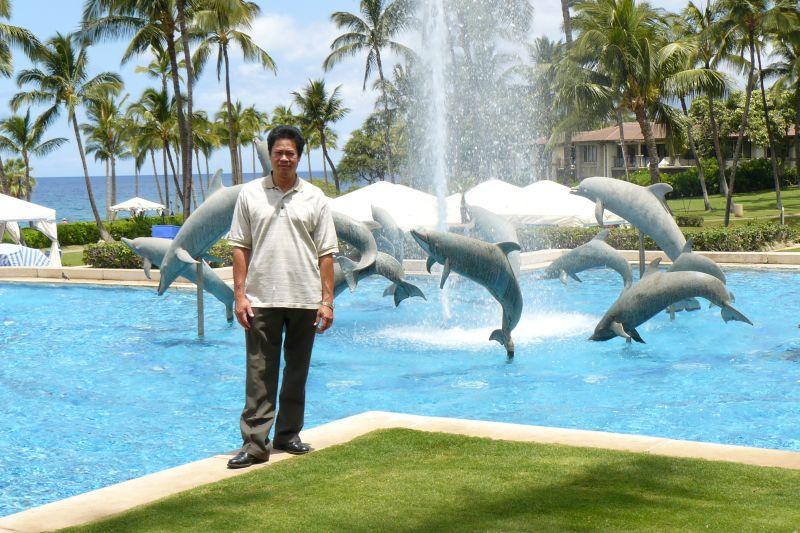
xmin=321 ymin=301 xmax=334 ymax=310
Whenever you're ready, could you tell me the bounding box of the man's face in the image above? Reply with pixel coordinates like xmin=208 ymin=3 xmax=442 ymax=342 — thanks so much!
xmin=270 ymin=138 xmax=300 ymax=177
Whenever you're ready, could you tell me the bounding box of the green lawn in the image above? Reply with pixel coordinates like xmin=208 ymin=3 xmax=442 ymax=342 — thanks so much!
xmin=667 ymin=187 xmax=800 ymax=225
xmin=68 ymin=429 xmax=800 ymax=532
xmin=60 ymin=249 xmax=84 ymax=266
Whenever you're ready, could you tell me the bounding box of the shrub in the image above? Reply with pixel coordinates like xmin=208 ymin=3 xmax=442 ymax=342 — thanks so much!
xmin=675 ymin=215 xmax=704 ymax=227
xmin=208 ymin=240 xmax=234 ymax=267
xmin=84 ymin=242 xmax=143 ymax=268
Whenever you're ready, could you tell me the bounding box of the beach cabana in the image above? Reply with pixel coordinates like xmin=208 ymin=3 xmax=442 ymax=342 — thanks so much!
xmin=110 ymin=197 xmax=165 ymax=216
xmin=330 ymin=182 xmax=460 ymax=230
xmin=0 ymin=193 xmax=61 ymax=266
xmin=521 ymin=181 xmax=624 ymax=226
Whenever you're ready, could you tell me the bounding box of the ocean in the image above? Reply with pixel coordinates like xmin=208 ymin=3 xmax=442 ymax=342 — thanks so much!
xmin=29 ymin=171 xmax=333 ymax=222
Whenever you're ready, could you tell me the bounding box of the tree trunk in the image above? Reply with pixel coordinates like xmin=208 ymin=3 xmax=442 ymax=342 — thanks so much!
xmin=238 ymin=143 xmax=244 ymax=182
xmin=633 ymin=105 xmax=661 ymax=184
xmin=195 ymin=147 xmax=206 ymax=201
xmin=375 ymin=50 xmax=395 ymax=183
xmin=708 ymin=93 xmax=729 ymax=196
xmin=251 ymin=142 xmax=256 ymax=178
xmin=222 ymin=44 xmax=240 ymax=184
xmin=165 ymin=142 xmax=183 ymax=204
xmin=111 ymin=156 xmax=118 ymax=220
xmin=162 ymin=146 xmax=171 ymax=215
xmin=320 ymin=128 xmax=340 ymax=193
xmin=204 ymin=152 xmax=211 ymax=188
xmin=306 ymin=145 xmax=312 ymax=182
xmin=134 ymin=160 xmax=139 ymax=197
xmin=165 ymin=27 xmax=191 ymax=216
xmin=150 ymin=148 xmax=164 ymax=204
xmin=756 ymin=41 xmax=783 ymax=222
xmin=322 ymin=150 xmax=328 ymax=184
xmin=724 ymin=34 xmax=757 ymax=227
xmin=795 ymin=87 xmax=800 ymax=172
xmin=177 ymin=0 xmax=194 ymax=219
xmin=0 ymin=154 xmax=6 ymax=195
xmin=104 ymin=159 xmax=110 ymax=220
xmin=22 ymin=151 xmax=31 ymax=202
xmin=616 ymin=108 xmax=630 ymax=181
xmin=560 ymin=0 xmax=573 ymax=46
xmin=680 ymin=96 xmax=711 ymax=210
xmin=72 ymin=114 xmax=111 ymax=241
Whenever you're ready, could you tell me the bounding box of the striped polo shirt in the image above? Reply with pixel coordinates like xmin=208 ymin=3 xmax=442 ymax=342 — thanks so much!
xmin=228 ymin=175 xmax=338 ymax=309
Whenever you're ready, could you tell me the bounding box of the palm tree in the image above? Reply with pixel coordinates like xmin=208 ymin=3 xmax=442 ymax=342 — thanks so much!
xmin=134 ymin=43 xmax=183 ymax=96
xmin=128 ymin=88 xmax=179 ymax=214
xmin=768 ymin=20 xmax=800 ymax=171
xmin=2 ymin=157 xmax=27 ymax=199
xmin=191 ymin=0 xmax=276 ymax=185
xmin=122 ymin=115 xmax=147 ymax=197
xmin=720 ymin=0 xmax=796 ymax=225
xmin=240 ymin=104 xmax=268 ymax=179
xmin=12 ymin=32 xmax=121 ymax=241
xmin=0 ymin=0 xmax=40 ymax=195
xmin=0 ymin=109 xmax=66 ymax=201
xmin=293 ymin=79 xmax=349 ymax=193
xmin=324 ymin=0 xmax=413 ymax=184
xmin=82 ymin=0 xmax=194 ymax=218
xmin=81 ymin=88 xmax=128 ymax=217
xmin=190 ymin=110 xmax=216 ymax=199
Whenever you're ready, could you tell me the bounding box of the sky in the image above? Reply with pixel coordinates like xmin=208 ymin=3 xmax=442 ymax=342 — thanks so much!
xmin=3 ymin=0 xmax=677 ymax=178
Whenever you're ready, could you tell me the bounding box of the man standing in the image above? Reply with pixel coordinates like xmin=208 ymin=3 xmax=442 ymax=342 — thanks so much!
xmin=227 ymin=125 xmax=337 ymax=469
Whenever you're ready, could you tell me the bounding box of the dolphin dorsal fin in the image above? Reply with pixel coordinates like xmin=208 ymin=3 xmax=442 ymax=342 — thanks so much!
xmin=592 ymin=229 xmax=610 ymax=242
xmin=495 ymin=241 xmax=521 ymax=256
xmin=642 ymin=257 xmax=662 ymax=277
xmin=681 ymin=238 xmax=693 ymax=254
xmin=362 ymin=220 xmax=381 ymax=231
xmin=595 ymin=199 xmax=604 ymax=226
xmin=207 ymin=169 xmax=223 ymax=196
xmin=647 ymin=183 xmax=673 ymax=201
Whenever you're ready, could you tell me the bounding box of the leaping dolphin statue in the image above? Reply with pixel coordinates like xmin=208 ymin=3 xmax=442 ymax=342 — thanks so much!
xmin=157 ymin=170 xmax=244 ymax=295
xmin=122 ymin=237 xmax=234 ymax=322
xmin=542 ymin=229 xmax=632 ymax=289
xmin=465 ymin=205 xmax=520 ymax=277
xmin=332 ymin=211 xmax=378 ymax=288
xmin=334 ymin=252 xmax=425 ymax=307
xmin=665 ymin=239 xmax=732 ymax=318
xmin=254 ymin=139 xmax=271 ymax=177
xmin=411 ymin=229 xmax=522 ymax=358
xmin=589 ymin=258 xmax=752 ymax=343
xmin=571 ymin=177 xmax=686 ymax=260
xmin=371 ymin=205 xmax=405 ymax=263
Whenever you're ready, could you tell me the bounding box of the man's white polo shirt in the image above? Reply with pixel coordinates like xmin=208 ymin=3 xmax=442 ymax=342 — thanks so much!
xmin=228 ymin=175 xmax=338 ymax=309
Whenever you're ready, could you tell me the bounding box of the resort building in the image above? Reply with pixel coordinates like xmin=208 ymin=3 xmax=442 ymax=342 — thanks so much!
xmin=546 ymin=122 xmax=798 ymax=181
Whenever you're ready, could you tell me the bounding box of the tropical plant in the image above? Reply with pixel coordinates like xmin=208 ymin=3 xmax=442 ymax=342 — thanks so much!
xmin=12 ymin=32 xmax=122 ymax=241
xmin=240 ymin=104 xmax=268 ymax=179
xmin=0 ymin=109 xmax=66 ymax=201
xmin=191 ymin=0 xmax=276 ymax=185
xmin=767 ymin=17 xmax=800 ymax=171
xmin=293 ymin=79 xmax=349 ymax=193
xmin=82 ymin=0 xmax=194 ymax=218
xmin=2 ymin=157 xmax=27 ymax=199
xmin=324 ymin=0 xmax=413 ymax=183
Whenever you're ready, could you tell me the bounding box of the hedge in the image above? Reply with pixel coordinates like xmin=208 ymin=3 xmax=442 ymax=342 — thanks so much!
xmin=4 ymin=215 xmax=185 ymax=249
xmin=84 ymin=239 xmax=233 ymax=269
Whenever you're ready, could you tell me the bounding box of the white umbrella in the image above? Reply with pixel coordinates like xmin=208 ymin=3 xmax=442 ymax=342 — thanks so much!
xmin=0 ymin=243 xmax=50 ymax=267
xmin=110 ymin=197 xmax=165 ymax=215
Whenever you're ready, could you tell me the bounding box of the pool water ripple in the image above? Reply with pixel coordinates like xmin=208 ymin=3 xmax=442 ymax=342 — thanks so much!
xmin=2 ymin=269 xmax=800 ymax=514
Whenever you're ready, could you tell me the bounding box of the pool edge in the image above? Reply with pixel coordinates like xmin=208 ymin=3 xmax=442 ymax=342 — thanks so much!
xmin=2 ymin=411 xmax=800 ymax=532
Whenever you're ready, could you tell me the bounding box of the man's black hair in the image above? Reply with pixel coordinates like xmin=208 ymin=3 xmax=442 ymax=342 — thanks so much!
xmin=267 ymin=125 xmax=305 ymax=156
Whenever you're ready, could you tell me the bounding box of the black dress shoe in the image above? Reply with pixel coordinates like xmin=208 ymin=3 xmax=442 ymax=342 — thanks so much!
xmin=227 ymin=451 xmax=268 ymax=469
xmin=272 ymin=441 xmax=311 ymax=455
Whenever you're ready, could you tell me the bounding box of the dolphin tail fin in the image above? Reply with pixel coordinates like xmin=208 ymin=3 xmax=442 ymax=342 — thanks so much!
xmin=143 ymin=257 xmax=153 ymax=280
xmin=593 ymin=228 xmax=610 ymax=241
xmin=721 ymin=305 xmax=753 ymax=325
xmin=647 ymin=183 xmax=673 ymax=212
xmin=389 ymin=280 xmax=426 ymax=307
xmin=225 ymin=303 xmax=234 ymax=323
xmin=207 ymin=169 xmax=223 ymax=195
xmin=642 ymin=257 xmax=662 ymax=278
xmin=629 ymin=328 xmax=645 ymax=343
xmin=489 ymin=329 xmax=515 ymax=359
xmin=337 ymin=256 xmax=359 ymax=291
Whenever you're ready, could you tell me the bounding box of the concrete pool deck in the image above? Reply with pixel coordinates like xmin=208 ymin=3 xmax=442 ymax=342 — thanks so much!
xmin=2 ymin=411 xmax=800 ymax=532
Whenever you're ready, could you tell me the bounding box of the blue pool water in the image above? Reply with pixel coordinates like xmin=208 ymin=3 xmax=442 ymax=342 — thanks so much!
xmin=2 ymin=269 xmax=800 ymax=515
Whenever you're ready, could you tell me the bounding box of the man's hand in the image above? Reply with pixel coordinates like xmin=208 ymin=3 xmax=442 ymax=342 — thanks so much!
xmin=314 ymin=304 xmax=333 ymax=333
xmin=235 ymin=296 xmax=255 ymax=330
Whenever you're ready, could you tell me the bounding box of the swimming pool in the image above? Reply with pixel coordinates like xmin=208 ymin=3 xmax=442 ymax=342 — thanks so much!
xmin=1 ymin=269 xmax=799 ymax=515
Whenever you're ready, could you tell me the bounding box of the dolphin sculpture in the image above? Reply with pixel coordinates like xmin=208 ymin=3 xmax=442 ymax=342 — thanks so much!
xmin=665 ymin=239 xmax=732 ymax=318
xmin=157 ymin=170 xmax=244 ymax=295
xmin=589 ymin=258 xmax=752 ymax=343
xmin=254 ymin=139 xmax=271 ymax=177
xmin=334 ymin=252 xmax=425 ymax=307
xmin=542 ymin=229 xmax=632 ymax=289
xmin=410 ymin=229 xmax=522 ymax=358
xmin=571 ymin=177 xmax=686 ymax=260
xmin=332 ymin=211 xmax=378 ymax=288
xmin=371 ymin=205 xmax=405 ymax=263
xmin=122 ymin=237 xmax=234 ymax=322
xmin=465 ymin=204 xmax=520 ymax=276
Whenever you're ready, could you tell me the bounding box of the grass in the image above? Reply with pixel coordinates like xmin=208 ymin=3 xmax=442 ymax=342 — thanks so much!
xmin=60 ymin=249 xmax=84 ymax=266
xmin=667 ymin=187 xmax=800 ymax=225
xmin=67 ymin=429 xmax=800 ymax=532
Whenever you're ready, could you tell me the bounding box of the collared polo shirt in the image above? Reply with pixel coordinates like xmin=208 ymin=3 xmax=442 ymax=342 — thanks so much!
xmin=228 ymin=175 xmax=338 ymax=309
